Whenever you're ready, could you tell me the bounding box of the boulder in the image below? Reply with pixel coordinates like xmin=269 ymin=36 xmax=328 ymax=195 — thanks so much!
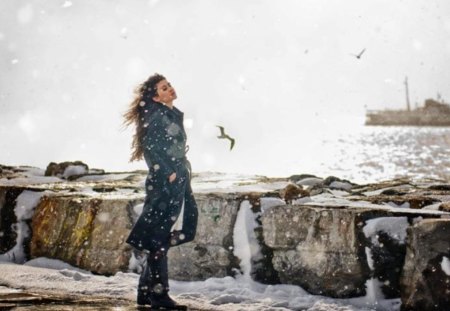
xmin=30 ymin=195 xmax=140 ymax=275
xmin=400 ymin=219 xmax=450 ymax=311
xmin=348 ymin=194 xmax=439 ymax=210
xmin=168 ymin=193 xmax=241 ymax=280
xmin=261 ymin=203 xmax=447 ymax=298
xmin=288 ymin=174 xmax=319 ymax=183
xmin=279 ymin=184 xmax=309 ymax=204
xmin=262 ymin=204 xmax=376 ymax=297
xmin=45 ymin=161 xmax=89 ymax=179
xmin=439 ymin=202 xmax=450 ymax=212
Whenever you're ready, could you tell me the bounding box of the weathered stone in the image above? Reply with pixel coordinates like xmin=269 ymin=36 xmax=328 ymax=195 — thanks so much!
xmin=350 ymin=179 xmax=413 ymax=195
xmin=81 ymin=199 xmax=137 ymax=275
xmin=329 ymin=181 xmax=352 ymax=191
xmin=439 ymin=202 xmax=450 ymax=212
xmin=170 ymin=193 xmax=280 ymax=284
xmin=428 ymin=184 xmax=450 ymax=191
xmin=193 ymin=194 xmax=240 ymax=246
xmin=349 ymin=194 xmax=439 ymax=209
xmin=288 ymin=174 xmax=319 ymax=183
xmin=279 ymin=184 xmax=309 ymax=204
xmin=169 ymin=244 xmax=231 ymax=280
xmin=296 ymin=177 xmax=323 ymax=187
xmin=323 ymin=176 xmax=353 ymax=186
xmin=167 ymin=193 xmax=241 ymax=280
xmin=45 ymin=161 xmax=89 ymax=179
xmin=262 ymin=205 xmax=375 ymax=297
xmin=380 ymin=188 xmax=408 ymax=196
xmin=262 ymin=203 xmax=448 ymax=298
xmin=400 ymin=219 xmax=450 ymax=311
xmin=323 ymin=176 xmax=342 ymax=185
xmin=30 ymin=195 xmax=140 ymax=275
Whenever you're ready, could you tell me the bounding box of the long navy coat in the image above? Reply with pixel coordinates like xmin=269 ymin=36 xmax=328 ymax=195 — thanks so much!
xmin=126 ymin=99 xmax=198 ymax=252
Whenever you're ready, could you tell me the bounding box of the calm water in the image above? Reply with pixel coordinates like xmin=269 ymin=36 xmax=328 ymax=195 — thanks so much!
xmin=209 ymin=124 xmax=450 ymax=184
xmin=301 ymin=125 xmax=450 ymax=183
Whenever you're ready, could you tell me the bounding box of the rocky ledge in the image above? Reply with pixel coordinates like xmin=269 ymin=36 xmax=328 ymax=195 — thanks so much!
xmin=0 ymin=163 xmax=449 ymax=310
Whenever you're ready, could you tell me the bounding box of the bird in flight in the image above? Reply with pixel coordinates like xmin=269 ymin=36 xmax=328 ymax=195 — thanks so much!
xmin=216 ymin=125 xmax=235 ymax=151
xmin=350 ymin=48 xmax=366 ymax=59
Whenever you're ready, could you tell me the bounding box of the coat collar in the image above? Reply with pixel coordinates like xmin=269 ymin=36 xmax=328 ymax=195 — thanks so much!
xmin=150 ymin=101 xmax=184 ymax=120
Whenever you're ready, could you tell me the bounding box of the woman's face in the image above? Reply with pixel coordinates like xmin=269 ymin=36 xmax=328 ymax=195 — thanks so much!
xmin=152 ymin=79 xmax=177 ymax=104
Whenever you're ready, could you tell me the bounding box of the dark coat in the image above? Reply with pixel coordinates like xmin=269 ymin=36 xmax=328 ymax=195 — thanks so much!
xmin=126 ymin=100 xmax=197 ymax=252
xmin=142 ymin=101 xmax=188 ymax=179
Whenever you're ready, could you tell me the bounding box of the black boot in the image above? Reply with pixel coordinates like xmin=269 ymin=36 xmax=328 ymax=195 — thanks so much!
xmin=137 ymin=257 xmax=152 ymax=306
xmin=137 ymin=286 xmax=152 ymax=306
xmin=149 ymin=248 xmax=188 ymax=310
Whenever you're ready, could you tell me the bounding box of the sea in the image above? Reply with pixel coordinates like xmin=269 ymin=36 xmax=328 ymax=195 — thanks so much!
xmin=212 ymin=123 xmax=450 ymax=185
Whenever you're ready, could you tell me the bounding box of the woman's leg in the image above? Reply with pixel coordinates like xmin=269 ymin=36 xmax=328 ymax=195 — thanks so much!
xmin=133 ymin=177 xmax=179 ymax=305
xmin=137 ymin=253 xmax=151 ymax=305
xmin=142 ymin=245 xmax=187 ymax=310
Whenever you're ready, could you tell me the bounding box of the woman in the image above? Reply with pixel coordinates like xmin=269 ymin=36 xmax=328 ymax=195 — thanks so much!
xmin=123 ymin=73 xmax=198 ymax=310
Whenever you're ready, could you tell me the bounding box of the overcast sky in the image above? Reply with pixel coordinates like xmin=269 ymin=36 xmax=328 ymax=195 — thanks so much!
xmin=1 ymin=0 xmax=449 ymax=175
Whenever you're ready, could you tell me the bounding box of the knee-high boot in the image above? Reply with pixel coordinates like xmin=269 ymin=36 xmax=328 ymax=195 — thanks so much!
xmin=137 ymin=254 xmax=152 ymax=305
xmin=148 ymin=247 xmax=187 ymax=310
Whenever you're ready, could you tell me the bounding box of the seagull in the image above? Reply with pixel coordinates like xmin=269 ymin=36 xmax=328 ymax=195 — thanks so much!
xmin=350 ymin=48 xmax=366 ymax=59
xmin=216 ymin=125 xmax=235 ymax=151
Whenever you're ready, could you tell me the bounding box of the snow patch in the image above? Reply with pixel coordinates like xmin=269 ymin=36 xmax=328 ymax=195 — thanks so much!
xmin=441 ymin=257 xmax=450 ymax=276
xmin=296 ymin=177 xmax=323 ymax=187
xmin=233 ymin=200 xmax=261 ymax=278
xmin=363 ymin=278 xmax=385 ymax=306
xmin=363 ymin=217 xmax=409 ymax=246
xmin=365 ymin=247 xmax=374 ymax=271
xmin=260 ymin=197 xmax=285 ymax=213
xmin=63 ymin=165 xmax=88 ymax=178
xmin=384 ymin=201 xmax=410 ymax=209
xmin=132 ymin=202 xmax=144 ymax=219
xmin=0 ymin=262 xmax=402 ymax=310
xmin=127 ymin=252 xmax=144 ymax=273
xmin=329 ymin=181 xmax=352 ymax=191
xmin=292 ymin=196 xmax=313 ymax=204
xmin=25 ymin=257 xmax=91 ymax=274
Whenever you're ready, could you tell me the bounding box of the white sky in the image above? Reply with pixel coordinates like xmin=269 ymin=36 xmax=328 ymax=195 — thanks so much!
xmin=0 ymin=0 xmax=449 ymax=175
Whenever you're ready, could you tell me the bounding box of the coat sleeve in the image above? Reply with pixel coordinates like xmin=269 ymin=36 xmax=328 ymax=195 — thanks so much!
xmin=142 ymin=111 xmax=177 ymax=179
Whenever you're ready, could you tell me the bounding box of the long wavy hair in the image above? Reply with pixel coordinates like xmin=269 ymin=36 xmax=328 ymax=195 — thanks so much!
xmin=122 ymin=73 xmax=166 ymax=162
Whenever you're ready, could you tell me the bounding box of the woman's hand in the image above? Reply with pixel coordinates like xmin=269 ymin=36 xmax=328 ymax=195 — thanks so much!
xmin=169 ymin=172 xmax=177 ymax=183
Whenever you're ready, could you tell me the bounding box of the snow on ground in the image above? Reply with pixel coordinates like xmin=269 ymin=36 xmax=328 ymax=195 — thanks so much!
xmin=0 ymin=259 xmax=400 ymax=311
xmin=363 ymin=217 xmax=409 ymax=246
xmin=441 ymin=257 xmax=450 ymax=276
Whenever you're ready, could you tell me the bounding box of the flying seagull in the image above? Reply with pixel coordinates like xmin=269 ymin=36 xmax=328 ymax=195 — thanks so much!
xmin=216 ymin=125 xmax=235 ymax=151
xmin=350 ymin=48 xmax=366 ymax=59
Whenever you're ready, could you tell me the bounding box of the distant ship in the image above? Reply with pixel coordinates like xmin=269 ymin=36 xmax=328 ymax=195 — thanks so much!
xmin=365 ymin=77 xmax=450 ymax=126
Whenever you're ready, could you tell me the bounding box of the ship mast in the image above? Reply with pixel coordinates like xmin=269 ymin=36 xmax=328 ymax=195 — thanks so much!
xmin=404 ymin=76 xmax=411 ymax=111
